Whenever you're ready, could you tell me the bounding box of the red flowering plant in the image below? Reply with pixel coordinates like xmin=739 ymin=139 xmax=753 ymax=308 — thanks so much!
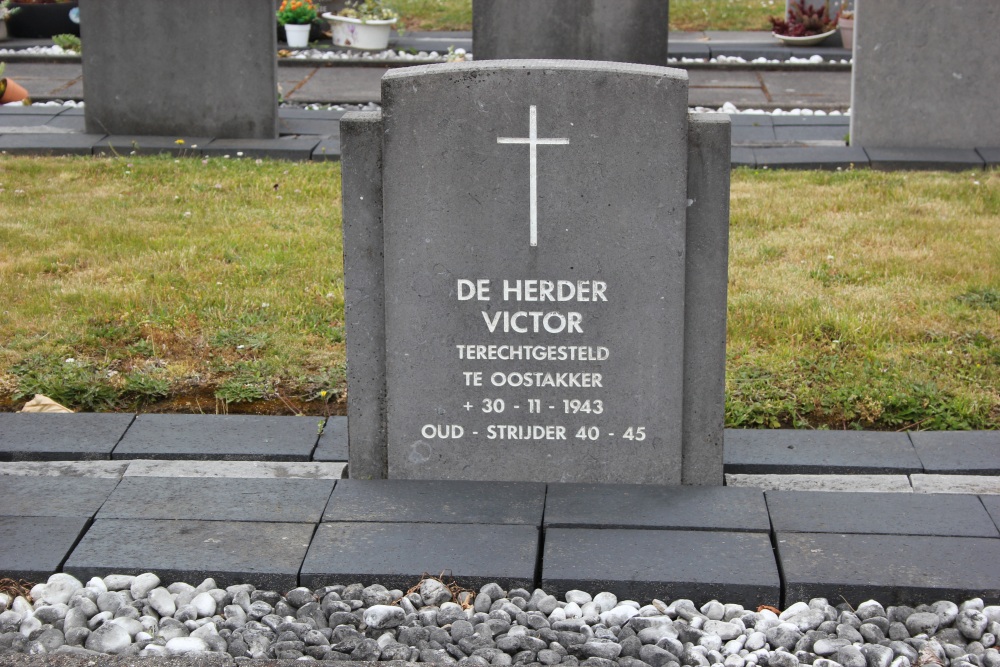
xmin=276 ymin=0 xmax=318 ymax=25
xmin=770 ymin=0 xmax=839 ymax=37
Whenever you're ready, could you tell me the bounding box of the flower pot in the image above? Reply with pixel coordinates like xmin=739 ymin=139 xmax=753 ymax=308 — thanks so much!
xmin=322 ymin=12 xmax=396 ymax=50
xmin=771 ymin=28 xmax=837 ymax=47
xmin=0 ymin=77 xmax=29 ymax=104
xmin=284 ymin=22 xmax=311 ymax=48
xmin=839 ymin=17 xmax=854 ymax=51
xmin=6 ymin=1 xmax=80 ymax=39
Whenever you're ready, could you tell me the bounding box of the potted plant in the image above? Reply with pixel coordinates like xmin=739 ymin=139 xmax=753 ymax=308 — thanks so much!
xmin=5 ymin=0 xmax=79 ymax=39
xmin=769 ymin=0 xmax=839 ymax=46
xmin=0 ymin=63 xmax=29 ymax=104
xmin=277 ymin=0 xmax=318 ymax=49
xmin=322 ymin=0 xmax=398 ymax=51
xmin=838 ymin=9 xmax=854 ymax=50
xmin=0 ymin=0 xmax=19 ymax=40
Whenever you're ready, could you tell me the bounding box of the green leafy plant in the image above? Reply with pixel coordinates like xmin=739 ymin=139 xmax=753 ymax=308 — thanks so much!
xmin=276 ymin=0 xmax=317 ymax=25
xmin=0 ymin=0 xmax=20 ymax=20
xmin=11 ymin=355 xmax=119 ymax=412
xmin=52 ymin=33 xmax=81 ymax=53
xmin=338 ymin=0 xmax=399 ymax=22
xmin=956 ymin=287 xmax=1000 ymax=312
xmin=770 ymin=0 xmax=838 ymax=37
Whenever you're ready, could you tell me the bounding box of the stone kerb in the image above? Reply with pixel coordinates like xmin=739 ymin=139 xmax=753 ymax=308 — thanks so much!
xmin=80 ymin=0 xmax=278 ymax=139
xmin=473 ymin=0 xmax=669 ymax=66
xmin=850 ymin=0 xmax=1000 ymax=149
xmin=341 ymin=60 xmax=730 ymax=485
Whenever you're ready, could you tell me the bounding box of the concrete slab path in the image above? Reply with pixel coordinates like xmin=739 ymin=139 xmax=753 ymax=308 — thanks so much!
xmin=1 ymin=413 xmax=999 ymax=605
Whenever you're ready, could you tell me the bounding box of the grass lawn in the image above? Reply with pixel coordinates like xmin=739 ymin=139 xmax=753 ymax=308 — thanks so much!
xmin=396 ymin=0 xmax=783 ymax=33
xmin=0 ymin=157 xmax=997 ymax=429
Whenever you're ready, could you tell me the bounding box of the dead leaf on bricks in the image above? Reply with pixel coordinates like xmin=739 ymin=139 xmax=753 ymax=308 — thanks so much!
xmin=400 ymin=571 xmax=477 ymax=610
xmin=757 ymin=605 xmax=781 ymax=614
xmin=20 ymin=394 xmax=73 ymax=413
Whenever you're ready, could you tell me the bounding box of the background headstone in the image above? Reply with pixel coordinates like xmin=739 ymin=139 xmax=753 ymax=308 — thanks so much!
xmin=850 ymin=0 xmax=1000 ymax=149
xmin=342 ymin=61 xmax=729 ymax=485
xmin=80 ymin=0 xmax=278 ymax=139
xmin=473 ymin=0 xmax=669 ymax=66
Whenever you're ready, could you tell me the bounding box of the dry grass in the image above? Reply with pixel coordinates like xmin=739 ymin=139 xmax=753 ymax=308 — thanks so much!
xmin=727 ymin=168 xmax=1000 ymax=429
xmin=0 ymin=157 xmax=997 ymax=428
xmin=394 ymin=0 xmax=783 ymax=33
xmin=0 ymin=155 xmax=345 ymax=413
xmin=670 ymin=0 xmax=782 ymax=32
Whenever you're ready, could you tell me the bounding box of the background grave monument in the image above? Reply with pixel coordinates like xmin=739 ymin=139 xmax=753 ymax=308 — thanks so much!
xmin=850 ymin=0 xmax=999 ymax=150
xmin=473 ymin=0 xmax=669 ymax=66
xmin=80 ymin=0 xmax=278 ymax=139
xmin=341 ymin=60 xmax=730 ymax=485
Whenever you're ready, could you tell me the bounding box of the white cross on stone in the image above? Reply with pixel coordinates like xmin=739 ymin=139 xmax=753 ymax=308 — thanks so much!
xmin=497 ymin=105 xmax=570 ymax=247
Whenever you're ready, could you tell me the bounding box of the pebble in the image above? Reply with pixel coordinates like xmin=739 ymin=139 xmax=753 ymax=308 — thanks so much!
xmin=4 ymin=573 xmax=998 ymax=667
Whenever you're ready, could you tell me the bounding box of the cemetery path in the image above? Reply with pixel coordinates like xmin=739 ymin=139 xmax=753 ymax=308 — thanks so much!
xmin=2 ymin=61 xmax=851 ymax=110
xmin=1 ymin=416 xmax=999 ymax=608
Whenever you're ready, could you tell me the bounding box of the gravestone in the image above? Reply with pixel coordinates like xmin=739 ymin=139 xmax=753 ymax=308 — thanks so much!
xmin=80 ymin=0 xmax=277 ymax=139
xmin=473 ymin=0 xmax=668 ymax=66
xmin=341 ymin=60 xmax=730 ymax=485
xmin=850 ymin=0 xmax=1000 ymax=149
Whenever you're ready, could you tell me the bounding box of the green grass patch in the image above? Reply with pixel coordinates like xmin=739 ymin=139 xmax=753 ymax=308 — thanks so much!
xmin=0 ymin=158 xmax=997 ymax=427
xmin=394 ymin=0 xmax=783 ymax=33
xmin=670 ymin=0 xmax=782 ymax=31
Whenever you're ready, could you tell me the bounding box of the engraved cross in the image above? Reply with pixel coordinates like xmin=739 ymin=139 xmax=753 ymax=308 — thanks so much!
xmin=497 ymin=106 xmax=570 ymax=247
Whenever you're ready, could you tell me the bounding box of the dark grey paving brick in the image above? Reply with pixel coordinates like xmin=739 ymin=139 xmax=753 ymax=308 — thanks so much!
xmin=311 ymin=137 xmax=341 ymax=162
xmin=754 ymin=146 xmax=870 ymax=170
xmin=323 ymin=479 xmax=545 ymax=525
xmin=731 ymin=146 xmax=755 ymax=168
xmin=910 ymin=431 xmax=1000 ymax=474
xmin=200 ymin=137 xmax=321 ymax=161
xmin=865 ymin=147 xmax=985 ymax=171
xmin=767 ymin=491 xmax=999 ymax=537
xmin=0 ymin=114 xmax=59 ymax=127
xmin=0 ymin=476 xmax=119 ymax=518
xmin=771 ymin=115 xmax=850 ymax=126
xmin=731 ymin=125 xmax=777 ymax=144
xmin=286 ymin=67 xmax=388 ymax=104
xmin=44 ymin=115 xmax=86 ymax=131
xmin=977 ymin=147 xmax=1000 ymax=166
xmin=982 ymin=496 xmax=1000 ymax=533
xmin=0 ymin=412 xmax=134 ymax=461
xmin=97 ymin=477 xmax=335 ymax=523
xmin=65 ymin=519 xmax=313 ymax=590
xmin=728 ymin=114 xmax=773 ymax=126
xmin=545 ymin=483 xmax=769 ymax=532
xmin=0 ymin=516 xmax=90 ymax=582
xmin=0 ymin=133 xmax=106 ymax=156
xmin=300 ymin=521 xmax=538 ymax=591
xmin=777 ymin=532 xmax=1000 ymax=606
xmin=278 ymin=108 xmax=347 ymax=121
xmin=94 ymin=135 xmax=212 ymax=157
xmin=724 ymin=429 xmax=923 ymax=474
xmin=314 ymin=415 xmax=347 ymax=461
xmin=542 ymin=528 xmax=780 ymax=607
xmin=669 ymin=43 xmax=712 ymax=59
xmin=688 ymin=70 xmax=761 ymax=89
xmin=0 ymin=105 xmax=68 ymax=116
xmin=773 ymin=125 xmax=850 ymax=142
xmin=761 ymin=71 xmax=853 ymax=107
xmin=277 ymin=117 xmax=340 ymax=136
xmin=113 ymin=414 xmax=318 ymax=461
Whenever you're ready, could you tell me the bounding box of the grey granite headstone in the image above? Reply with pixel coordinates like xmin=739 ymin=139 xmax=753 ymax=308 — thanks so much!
xmin=473 ymin=0 xmax=669 ymax=66
xmin=342 ymin=61 xmax=730 ymax=484
xmin=80 ymin=0 xmax=278 ymax=139
xmin=850 ymin=0 xmax=1000 ymax=149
